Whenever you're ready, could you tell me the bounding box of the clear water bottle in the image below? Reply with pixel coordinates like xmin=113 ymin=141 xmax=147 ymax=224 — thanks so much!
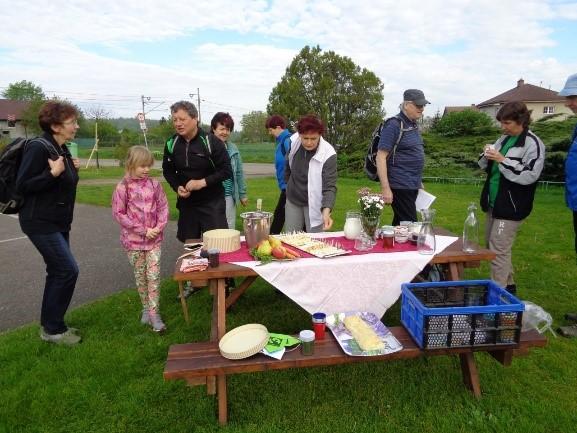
xmin=462 ymin=203 xmax=479 ymax=253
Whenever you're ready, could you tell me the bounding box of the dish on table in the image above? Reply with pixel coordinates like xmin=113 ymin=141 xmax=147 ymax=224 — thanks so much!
xmin=271 ymin=232 xmax=350 ymax=258
xmin=326 ymin=311 xmax=403 ymax=356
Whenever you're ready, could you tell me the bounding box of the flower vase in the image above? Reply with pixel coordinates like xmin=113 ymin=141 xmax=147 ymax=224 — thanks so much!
xmin=361 ymin=214 xmax=380 ymax=247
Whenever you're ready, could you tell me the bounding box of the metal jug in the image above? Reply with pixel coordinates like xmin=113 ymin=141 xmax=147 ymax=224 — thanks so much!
xmin=240 ymin=211 xmax=273 ymax=249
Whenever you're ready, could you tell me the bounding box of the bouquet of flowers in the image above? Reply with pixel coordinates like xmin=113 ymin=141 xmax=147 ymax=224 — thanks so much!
xmin=357 ymin=187 xmax=384 ymax=240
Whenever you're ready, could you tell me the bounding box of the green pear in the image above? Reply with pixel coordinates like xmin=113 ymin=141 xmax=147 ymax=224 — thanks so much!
xmin=257 ymin=240 xmax=272 ymax=256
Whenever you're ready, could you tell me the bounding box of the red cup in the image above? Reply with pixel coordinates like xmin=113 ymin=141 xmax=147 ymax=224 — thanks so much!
xmin=382 ymin=234 xmax=394 ymax=249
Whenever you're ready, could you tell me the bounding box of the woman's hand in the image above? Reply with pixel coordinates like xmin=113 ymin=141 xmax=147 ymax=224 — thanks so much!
xmin=484 ymin=147 xmax=506 ymax=163
xmin=322 ymin=208 xmax=333 ymax=231
xmin=185 ymin=179 xmax=207 ymax=192
xmin=72 ymin=158 xmax=80 ymax=170
xmin=177 ymin=185 xmax=191 ymax=198
xmin=48 ymin=156 xmax=66 ymax=177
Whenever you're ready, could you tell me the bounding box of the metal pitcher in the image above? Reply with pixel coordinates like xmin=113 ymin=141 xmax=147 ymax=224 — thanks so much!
xmin=240 ymin=211 xmax=273 ymax=249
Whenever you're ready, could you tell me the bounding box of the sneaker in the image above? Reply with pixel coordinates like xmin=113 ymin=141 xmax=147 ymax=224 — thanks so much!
xmin=149 ymin=311 xmax=166 ymax=333
xmin=140 ymin=309 xmax=151 ymax=325
xmin=40 ymin=329 xmax=81 ymax=345
xmin=558 ymin=324 xmax=577 ymax=338
xmin=505 ymin=284 xmax=517 ymax=295
xmin=564 ymin=312 xmax=577 ymax=322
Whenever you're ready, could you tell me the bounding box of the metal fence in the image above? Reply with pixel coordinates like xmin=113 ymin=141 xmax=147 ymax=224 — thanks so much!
xmin=422 ymin=177 xmax=565 ymax=190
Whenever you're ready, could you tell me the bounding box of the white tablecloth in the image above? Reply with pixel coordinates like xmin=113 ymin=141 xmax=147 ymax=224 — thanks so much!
xmin=232 ymin=233 xmax=458 ymax=318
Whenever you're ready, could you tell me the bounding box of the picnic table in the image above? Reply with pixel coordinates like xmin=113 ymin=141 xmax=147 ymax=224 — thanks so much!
xmin=164 ymin=228 xmax=547 ymax=425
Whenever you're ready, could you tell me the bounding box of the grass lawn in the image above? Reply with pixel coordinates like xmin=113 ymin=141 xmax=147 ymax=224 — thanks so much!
xmin=1 ymin=178 xmax=576 ymax=432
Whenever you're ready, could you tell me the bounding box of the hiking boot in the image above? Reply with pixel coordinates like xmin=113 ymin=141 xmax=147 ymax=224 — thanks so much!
xmin=564 ymin=312 xmax=577 ymax=322
xmin=558 ymin=324 xmax=577 ymax=338
xmin=40 ymin=329 xmax=82 ymax=345
xmin=149 ymin=311 xmax=166 ymax=333
xmin=140 ymin=309 xmax=151 ymax=325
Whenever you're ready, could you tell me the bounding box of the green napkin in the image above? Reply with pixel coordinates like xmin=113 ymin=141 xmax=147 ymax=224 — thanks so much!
xmin=265 ymin=333 xmax=301 ymax=353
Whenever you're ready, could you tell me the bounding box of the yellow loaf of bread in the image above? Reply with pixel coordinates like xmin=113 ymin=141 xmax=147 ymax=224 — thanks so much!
xmin=343 ymin=315 xmax=384 ymax=351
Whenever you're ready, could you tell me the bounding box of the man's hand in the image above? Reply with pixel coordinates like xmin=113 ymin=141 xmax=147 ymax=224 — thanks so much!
xmin=177 ymin=185 xmax=191 ymax=198
xmin=240 ymin=197 xmax=248 ymax=207
xmin=381 ymin=186 xmax=393 ymax=204
xmin=72 ymin=158 xmax=80 ymax=170
xmin=48 ymin=156 xmax=65 ymax=177
xmin=185 ymin=179 xmax=207 ymax=192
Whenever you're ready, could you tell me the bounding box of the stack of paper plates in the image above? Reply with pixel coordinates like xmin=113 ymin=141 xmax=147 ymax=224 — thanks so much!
xmin=219 ymin=324 xmax=269 ymax=360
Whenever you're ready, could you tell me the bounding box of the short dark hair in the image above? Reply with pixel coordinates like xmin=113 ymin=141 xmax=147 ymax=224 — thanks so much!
xmin=496 ymin=101 xmax=531 ymax=128
xmin=296 ymin=114 xmax=325 ymax=135
xmin=38 ymin=101 xmax=79 ymax=134
xmin=211 ymin=112 xmax=234 ymax=132
xmin=170 ymin=101 xmax=198 ymax=119
xmin=265 ymin=115 xmax=286 ymax=129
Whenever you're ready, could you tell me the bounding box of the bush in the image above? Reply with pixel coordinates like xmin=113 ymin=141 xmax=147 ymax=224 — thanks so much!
xmin=432 ymin=110 xmax=498 ymax=137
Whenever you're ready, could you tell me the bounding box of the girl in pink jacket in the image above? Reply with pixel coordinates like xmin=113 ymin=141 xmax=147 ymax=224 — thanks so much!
xmin=112 ymin=146 xmax=169 ymax=332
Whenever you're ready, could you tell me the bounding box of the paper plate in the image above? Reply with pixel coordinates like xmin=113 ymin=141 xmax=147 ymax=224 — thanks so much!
xmin=219 ymin=324 xmax=269 ymax=360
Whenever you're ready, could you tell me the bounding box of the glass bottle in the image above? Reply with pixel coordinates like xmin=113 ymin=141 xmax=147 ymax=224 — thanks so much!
xmin=343 ymin=211 xmax=363 ymax=240
xmin=417 ymin=209 xmax=436 ymax=255
xmin=462 ymin=203 xmax=479 ymax=253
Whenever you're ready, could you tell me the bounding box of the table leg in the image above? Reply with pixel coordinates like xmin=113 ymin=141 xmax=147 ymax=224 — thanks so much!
xmin=459 ymin=352 xmax=481 ymax=397
xmin=447 ymin=262 xmax=463 ymax=281
xmin=226 ymin=276 xmax=257 ymax=310
xmin=217 ymin=374 xmax=228 ymax=425
xmin=178 ymin=281 xmax=190 ymax=324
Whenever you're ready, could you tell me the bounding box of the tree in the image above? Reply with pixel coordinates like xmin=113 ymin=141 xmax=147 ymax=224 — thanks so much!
xmin=432 ymin=110 xmax=497 ymax=137
xmin=1 ymin=80 xmax=45 ymax=101
xmin=267 ymin=45 xmax=384 ymax=163
xmin=240 ymin=111 xmax=270 ymax=143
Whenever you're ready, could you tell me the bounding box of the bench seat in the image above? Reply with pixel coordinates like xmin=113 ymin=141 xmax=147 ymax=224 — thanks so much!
xmin=164 ymin=327 xmax=547 ymax=425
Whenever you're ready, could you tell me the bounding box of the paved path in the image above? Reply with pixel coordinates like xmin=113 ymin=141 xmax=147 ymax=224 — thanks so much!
xmin=0 ymin=162 xmax=276 ymax=332
xmin=0 ymin=205 xmax=184 ymax=332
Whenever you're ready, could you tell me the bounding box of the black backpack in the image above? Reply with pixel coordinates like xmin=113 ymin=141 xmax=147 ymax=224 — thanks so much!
xmin=280 ymin=134 xmax=291 ymax=157
xmin=364 ymin=116 xmax=410 ymax=182
xmin=0 ymin=137 xmax=52 ymax=214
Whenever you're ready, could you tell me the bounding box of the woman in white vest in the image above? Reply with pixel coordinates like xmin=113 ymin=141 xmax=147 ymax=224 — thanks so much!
xmin=285 ymin=115 xmax=337 ymax=232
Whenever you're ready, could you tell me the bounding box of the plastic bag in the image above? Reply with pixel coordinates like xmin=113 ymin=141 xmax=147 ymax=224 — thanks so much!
xmin=522 ymin=301 xmax=556 ymax=337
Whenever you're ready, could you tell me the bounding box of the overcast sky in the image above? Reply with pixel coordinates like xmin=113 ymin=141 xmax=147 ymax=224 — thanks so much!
xmin=1 ymin=0 xmax=576 ymax=124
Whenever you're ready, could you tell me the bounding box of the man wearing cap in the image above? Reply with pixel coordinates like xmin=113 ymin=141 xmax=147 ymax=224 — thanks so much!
xmin=558 ymin=73 xmax=577 ymax=337
xmin=376 ymin=89 xmax=429 ymax=225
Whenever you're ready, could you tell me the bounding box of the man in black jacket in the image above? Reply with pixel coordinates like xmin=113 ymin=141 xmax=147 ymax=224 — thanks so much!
xmin=162 ymin=101 xmax=232 ymax=242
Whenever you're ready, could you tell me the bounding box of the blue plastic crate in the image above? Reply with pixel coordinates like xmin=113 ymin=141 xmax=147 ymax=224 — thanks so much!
xmin=401 ymin=280 xmax=524 ymax=350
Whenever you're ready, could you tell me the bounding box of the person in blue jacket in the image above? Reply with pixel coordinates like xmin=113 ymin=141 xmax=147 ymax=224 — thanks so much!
xmin=265 ymin=115 xmax=292 ymax=234
xmin=558 ymin=73 xmax=577 ymax=337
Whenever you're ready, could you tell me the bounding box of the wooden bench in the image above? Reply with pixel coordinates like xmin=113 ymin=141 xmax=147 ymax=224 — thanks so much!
xmin=164 ymin=326 xmax=547 ymax=425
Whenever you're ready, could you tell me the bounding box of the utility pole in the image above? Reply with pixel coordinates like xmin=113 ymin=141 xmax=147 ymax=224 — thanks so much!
xmin=189 ymin=88 xmax=201 ymax=125
xmin=140 ymin=95 xmax=151 ymax=148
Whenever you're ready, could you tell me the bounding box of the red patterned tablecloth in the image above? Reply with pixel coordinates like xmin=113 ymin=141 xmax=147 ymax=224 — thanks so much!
xmin=220 ymin=235 xmax=418 ymax=263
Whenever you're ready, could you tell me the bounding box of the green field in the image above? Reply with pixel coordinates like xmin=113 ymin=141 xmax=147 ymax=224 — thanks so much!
xmin=1 ymin=176 xmax=575 ymax=433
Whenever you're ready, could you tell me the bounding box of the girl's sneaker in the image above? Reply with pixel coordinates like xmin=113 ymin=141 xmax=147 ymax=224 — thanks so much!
xmin=149 ymin=311 xmax=166 ymax=333
xmin=140 ymin=309 xmax=151 ymax=325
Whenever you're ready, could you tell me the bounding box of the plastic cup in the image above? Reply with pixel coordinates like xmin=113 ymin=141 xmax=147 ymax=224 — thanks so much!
xmin=299 ymin=330 xmax=315 ymax=356
xmin=382 ymin=232 xmax=394 ymax=249
xmin=208 ymin=248 xmax=220 ymax=268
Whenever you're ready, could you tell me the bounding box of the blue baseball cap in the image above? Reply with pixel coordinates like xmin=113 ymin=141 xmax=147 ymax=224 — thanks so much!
xmin=559 ymin=73 xmax=577 ymax=96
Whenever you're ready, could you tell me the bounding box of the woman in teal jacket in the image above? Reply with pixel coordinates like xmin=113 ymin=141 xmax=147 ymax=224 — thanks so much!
xmin=211 ymin=112 xmax=248 ymax=229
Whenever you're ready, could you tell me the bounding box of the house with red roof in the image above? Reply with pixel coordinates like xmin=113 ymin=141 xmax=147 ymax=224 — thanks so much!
xmin=0 ymin=99 xmax=30 ymax=139
xmin=477 ymin=79 xmax=572 ymax=122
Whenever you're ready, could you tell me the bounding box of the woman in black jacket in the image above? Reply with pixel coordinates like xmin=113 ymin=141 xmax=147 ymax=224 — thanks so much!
xmin=16 ymin=101 xmax=81 ymax=345
xmin=478 ymin=101 xmax=545 ymax=295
